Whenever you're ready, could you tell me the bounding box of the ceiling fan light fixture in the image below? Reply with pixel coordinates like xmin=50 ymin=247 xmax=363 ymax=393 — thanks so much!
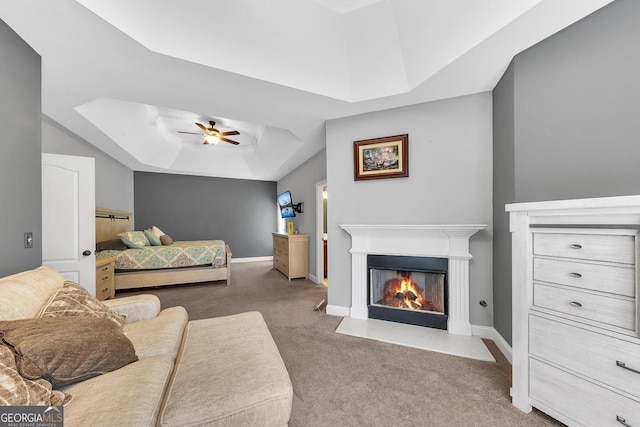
xmin=204 ymin=135 xmax=220 ymax=145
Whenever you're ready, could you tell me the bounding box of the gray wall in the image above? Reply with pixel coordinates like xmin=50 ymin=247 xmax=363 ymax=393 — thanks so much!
xmin=492 ymin=0 xmax=640 ymax=344
xmin=0 ymin=19 xmax=42 ymax=276
xmin=42 ymin=116 xmax=134 ymax=215
xmin=277 ymin=148 xmax=327 ymax=279
xmin=134 ymin=172 xmax=277 ymax=258
xmin=326 ymin=93 xmax=494 ymax=327
xmin=492 ymin=62 xmax=515 ymax=344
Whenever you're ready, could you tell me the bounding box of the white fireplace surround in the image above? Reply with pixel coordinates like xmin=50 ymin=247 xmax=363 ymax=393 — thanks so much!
xmin=340 ymin=224 xmax=486 ymax=336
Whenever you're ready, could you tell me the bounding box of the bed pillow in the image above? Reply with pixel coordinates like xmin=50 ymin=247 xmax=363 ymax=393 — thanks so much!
xmin=0 ymin=317 xmax=138 ymax=388
xmin=39 ymin=281 xmax=126 ymax=328
xmin=96 ymin=238 xmax=127 ymax=251
xmin=144 ymin=229 xmax=162 ymax=246
xmin=151 ymin=226 xmax=166 ymax=237
xmin=0 ymin=345 xmax=72 ymax=406
xmin=118 ymin=231 xmax=150 ymax=249
xmin=160 ymin=234 xmax=174 ymax=246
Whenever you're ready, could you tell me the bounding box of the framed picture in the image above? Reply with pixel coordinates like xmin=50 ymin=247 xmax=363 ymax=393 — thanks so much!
xmin=353 ymin=134 xmax=409 ymax=181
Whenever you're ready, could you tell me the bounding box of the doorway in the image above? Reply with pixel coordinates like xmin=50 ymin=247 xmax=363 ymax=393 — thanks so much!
xmin=315 ymin=179 xmax=327 ymax=286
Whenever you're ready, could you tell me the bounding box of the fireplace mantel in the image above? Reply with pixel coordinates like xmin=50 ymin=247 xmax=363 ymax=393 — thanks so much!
xmin=340 ymin=224 xmax=486 ymax=336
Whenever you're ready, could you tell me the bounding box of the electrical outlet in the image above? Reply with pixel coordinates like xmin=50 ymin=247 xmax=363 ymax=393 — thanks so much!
xmin=24 ymin=232 xmax=33 ymax=248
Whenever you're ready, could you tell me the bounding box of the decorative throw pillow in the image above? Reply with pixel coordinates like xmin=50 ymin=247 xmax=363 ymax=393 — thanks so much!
xmin=39 ymin=281 xmax=126 ymax=328
xmin=144 ymin=229 xmax=162 ymax=246
xmin=151 ymin=226 xmax=165 ymax=237
xmin=0 ymin=317 xmax=138 ymax=388
xmin=160 ymin=234 xmax=174 ymax=246
xmin=118 ymin=231 xmax=150 ymax=249
xmin=96 ymin=238 xmax=127 ymax=251
xmin=0 ymin=345 xmax=72 ymax=406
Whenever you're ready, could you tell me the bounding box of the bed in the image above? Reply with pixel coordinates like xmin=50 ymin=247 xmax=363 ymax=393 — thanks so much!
xmin=95 ymin=208 xmax=232 ymax=290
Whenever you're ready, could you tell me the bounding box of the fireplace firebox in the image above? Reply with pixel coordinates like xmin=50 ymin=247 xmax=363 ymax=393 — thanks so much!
xmin=367 ymin=255 xmax=448 ymax=330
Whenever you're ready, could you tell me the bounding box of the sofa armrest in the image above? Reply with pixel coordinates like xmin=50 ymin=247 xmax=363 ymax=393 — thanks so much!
xmin=102 ymin=295 xmax=160 ymax=323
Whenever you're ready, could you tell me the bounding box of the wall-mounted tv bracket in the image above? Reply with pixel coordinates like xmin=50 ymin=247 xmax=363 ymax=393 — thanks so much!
xmin=293 ymin=202 xmax=304 ymax=214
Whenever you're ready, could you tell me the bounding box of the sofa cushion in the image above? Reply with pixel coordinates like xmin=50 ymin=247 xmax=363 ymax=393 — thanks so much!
xmin=123 ymin=306 xmax=188 ymax=360
xmin=39 ymin=280 xmax=126 ymax=327
xmin=0 ymin=345 xmax=72 ymax=407
xmin=64 ymin=356 xmax=173 ymax=427
xmin=0 ymin=317 xmax=138 ymax=388
xmin=0 ymin=266 xmax=65 ymax=321
xmin=159 ymin=312 xmax=293 ymax=427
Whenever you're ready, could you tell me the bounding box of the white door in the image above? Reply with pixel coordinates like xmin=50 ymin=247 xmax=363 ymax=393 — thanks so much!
xmin=42 ymin=153 xmax=96 ymax=295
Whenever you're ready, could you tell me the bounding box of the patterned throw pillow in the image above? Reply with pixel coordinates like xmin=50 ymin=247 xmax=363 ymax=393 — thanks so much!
xmin=118 ymin=231 xmax=150 ymax=249
xmin=39 ymin=281 xmax=126 ymax=328
xmin=0 ymin=317 xmax=137 ymax=388
xmin=144 ymin=229 xmax=162 ymax=246
xmin=0 ymin=345 xmax=72 ymax=406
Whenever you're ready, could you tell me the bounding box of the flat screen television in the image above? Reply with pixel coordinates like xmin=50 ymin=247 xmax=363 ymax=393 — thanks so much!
xmin=277 ymin=190 xmax=296 ymax=218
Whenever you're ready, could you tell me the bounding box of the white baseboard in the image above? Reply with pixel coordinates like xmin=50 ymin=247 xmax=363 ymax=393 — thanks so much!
xmin=309 ymin=273 xmax=318 ymax=283
xmin=471 ymin=324 xmax=495 ymax=340
xmin=326 ymin=305 xmax=350 ymax=317
xmin=231 ymin=256 xmax=273 ymax=263
xmin=470 ymin=325 xmax=512 ymax=363
xmin=489 ymin=328 xmax=513 ymax=364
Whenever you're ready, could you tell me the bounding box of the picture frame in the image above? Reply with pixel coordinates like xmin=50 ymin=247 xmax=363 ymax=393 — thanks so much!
xmin=353 ymin=134 xmax=409 ymax=181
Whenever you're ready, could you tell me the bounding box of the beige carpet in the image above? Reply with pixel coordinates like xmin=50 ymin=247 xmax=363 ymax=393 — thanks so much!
xmin=119 ymin=261 xmax=562 ymax=427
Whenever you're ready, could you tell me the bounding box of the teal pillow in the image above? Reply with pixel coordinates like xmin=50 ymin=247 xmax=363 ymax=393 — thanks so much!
xmin=144 ymin=229 xmax=162 ymax=246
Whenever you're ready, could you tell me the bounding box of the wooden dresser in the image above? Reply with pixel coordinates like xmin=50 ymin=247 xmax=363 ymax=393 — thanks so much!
xmin=272 ymin=233 xmax=308 ymax=280
xmin=507 ymin=196 xmax=640 ymax=427
xmin=95 ymin=256 xmax=116 ymax=300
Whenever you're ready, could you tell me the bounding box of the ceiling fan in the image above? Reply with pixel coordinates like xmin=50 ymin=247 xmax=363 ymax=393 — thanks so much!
xmin=178 ymin=121 xmax=240 ymax=145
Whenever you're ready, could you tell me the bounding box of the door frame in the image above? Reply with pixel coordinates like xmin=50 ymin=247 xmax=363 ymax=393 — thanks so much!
xmin=315 ymin=179 xmax=327 ymax=285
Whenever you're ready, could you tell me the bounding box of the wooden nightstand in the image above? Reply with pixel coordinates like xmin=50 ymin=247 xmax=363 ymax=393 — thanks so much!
xmin=95 ymin=256 xmax=117 ymax=300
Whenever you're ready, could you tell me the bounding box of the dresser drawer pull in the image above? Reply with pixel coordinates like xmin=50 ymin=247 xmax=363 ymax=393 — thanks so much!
xmin=616 ymin=360 xmax=640 ymax=375
xmin=102 ymin=287 xmax=108 ymax=292
xmin=616 ymin=415 xmax=632 ymax=427
xmin=569 ymin=272 xmax=582 ymax=278
xmin=569 ymin=301 xmax=583 ymax=308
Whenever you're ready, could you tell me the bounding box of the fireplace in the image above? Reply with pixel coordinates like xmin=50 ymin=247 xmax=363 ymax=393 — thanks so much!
xmin=368 ymin=255 xmax=448 ymax=329
xmin=339 ymin=224 xmax=485 ymax=336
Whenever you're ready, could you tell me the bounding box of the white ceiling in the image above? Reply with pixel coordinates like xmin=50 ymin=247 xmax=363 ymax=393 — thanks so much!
xmin=0 ymin=0 xmax=613 ymax=181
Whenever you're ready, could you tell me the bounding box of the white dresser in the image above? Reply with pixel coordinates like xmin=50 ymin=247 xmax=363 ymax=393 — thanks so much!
xmin=507 ymin=196 xmax=640 ymax=427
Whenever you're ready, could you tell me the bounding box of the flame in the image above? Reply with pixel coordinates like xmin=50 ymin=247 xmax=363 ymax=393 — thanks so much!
xmin=395 ymin=278 xmax=425 ymax=310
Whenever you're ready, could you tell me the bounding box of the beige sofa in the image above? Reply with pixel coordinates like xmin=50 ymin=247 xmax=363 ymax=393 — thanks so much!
xmin=0 ymin=266 xmax=293 ymax=426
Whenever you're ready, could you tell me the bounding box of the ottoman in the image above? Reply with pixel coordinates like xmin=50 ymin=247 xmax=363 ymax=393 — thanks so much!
xmin=159 ymin=312 xmax=293 ymax=427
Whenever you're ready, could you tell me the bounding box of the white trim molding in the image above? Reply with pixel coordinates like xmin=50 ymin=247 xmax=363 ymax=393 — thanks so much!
xmin=232 ymin=256 xmax=273 ymax=263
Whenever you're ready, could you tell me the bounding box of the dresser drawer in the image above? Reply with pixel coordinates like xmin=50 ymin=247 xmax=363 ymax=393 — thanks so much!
xmin=530 ymin=315 xmax=640 ymax=399
xmin=533 ymin=283 xmax=635 ymax=330
xmin=534 ymin=257 xmax=635 ymax=297
xmin=534 ymin=233 xmax=635 ymax=264
xmin=530 ymin=358 xmax=640 ymax=427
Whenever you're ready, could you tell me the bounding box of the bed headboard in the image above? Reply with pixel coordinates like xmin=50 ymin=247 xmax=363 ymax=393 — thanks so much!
xmin=96 ymin=208 xmax=132 ymax=242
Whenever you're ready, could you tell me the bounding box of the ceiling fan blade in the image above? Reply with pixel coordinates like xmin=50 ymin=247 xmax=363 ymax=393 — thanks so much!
xmin=221 ymin=130 xmax=240 ymax=136
xmin=220 ymin=137 xmax=240 ymax=145
xmin=178 ymin=131 xmax=203 ymax=135
xmin=195 ymin=122 xmax=208 ymax=132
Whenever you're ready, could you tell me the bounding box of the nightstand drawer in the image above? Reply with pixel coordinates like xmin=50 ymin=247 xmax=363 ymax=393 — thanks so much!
xmin=95 ymin=256 xmax=116 ymax=301
xmin=534 ymin=233 xmax=635 ymax=264
xmin=534 ymin=257 xmax=635 ymax=297
xmin=530 ymin=315 xmax=640 ymax=399
xmin=533 ymin=282 xmax=635 ymax=330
